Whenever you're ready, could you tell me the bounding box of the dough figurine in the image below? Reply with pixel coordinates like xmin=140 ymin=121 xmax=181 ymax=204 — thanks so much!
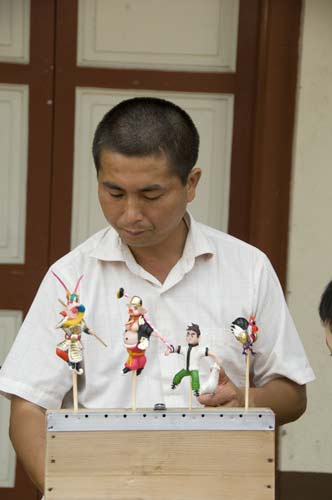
xmin=122 ymin=295 xmax=154 ymax=376
xmin=117 ymin=287 xmax=171 ymax=410
xmin=165 ymin=323 xmax=221 ymax=398
xmin=230 ymin=315 xmax=259 ymax=409
xmin=230 ymin=315 xmax=259 ymax=355
xmin=117 ymin=287 xmax=171 ymax=375
xmin=53 ymin=271 xmax=107 ymax=374
xmin=52 ymin=271 xmax=107 ymax=410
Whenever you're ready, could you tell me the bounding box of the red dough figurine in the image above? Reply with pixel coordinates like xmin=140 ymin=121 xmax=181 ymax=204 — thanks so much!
xmin=117 ymin=287 xmax=171 ymax=376
xmin=122 ymin=295 xmax=154 ymax=376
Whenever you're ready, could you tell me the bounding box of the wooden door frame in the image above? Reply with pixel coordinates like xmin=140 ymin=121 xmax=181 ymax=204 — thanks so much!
xmin=0 ymin=2 xmax=56 ymax=499
xmin=248 ymin=0 xmax=302 ymax=289
xmin=49 ymin=0 xmax=262 ymax=264
xmin=230 ymin=0 xmax=302 ymax=291
xmin=0 ymin=0 xmax=55 ymax=311
xmin=50 ymin=0 xmax=301 ymax=294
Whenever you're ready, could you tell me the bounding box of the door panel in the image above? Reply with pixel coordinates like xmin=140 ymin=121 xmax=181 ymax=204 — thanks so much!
xmin=0 ymin=84 xmax=29 ymax=264
xmin=77 ymin=0 xmax=239 ymax=72
xmin=0 ymin=0 xmax=30 ymax=64
xmin=0 ymin=312 xmax=22 ymax=488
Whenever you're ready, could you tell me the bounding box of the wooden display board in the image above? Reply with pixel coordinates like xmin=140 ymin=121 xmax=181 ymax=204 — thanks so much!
xmin=45 ymin=408 xmax=275 ymax=500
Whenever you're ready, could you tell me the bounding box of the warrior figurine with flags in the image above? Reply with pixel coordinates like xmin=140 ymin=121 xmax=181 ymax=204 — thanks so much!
xmin=52 ymin=271 xmax=107 ymax=375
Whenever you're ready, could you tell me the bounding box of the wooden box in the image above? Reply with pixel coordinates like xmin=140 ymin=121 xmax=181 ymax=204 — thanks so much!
xmin=45 ymin=408 xmax=275 ymax=500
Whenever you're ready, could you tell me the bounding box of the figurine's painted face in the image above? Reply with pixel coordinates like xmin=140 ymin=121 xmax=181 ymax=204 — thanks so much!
xmin=128 ymin=304 xmax=139 ymax=316
xmin=186 ymin=330 xmax=199 ymax=345
xmin=98 ymin=150 xmax=200 ymax=251
xmin=60 ymin=302 xmax=79 ymax=320
xmin=324 ymin=324 xmax=332 ymax=353
xmin=128 ymin=302 xmax=144 ymax=317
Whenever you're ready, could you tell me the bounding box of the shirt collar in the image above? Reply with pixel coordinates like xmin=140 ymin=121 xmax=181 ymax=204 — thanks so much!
xmin=88 ymin=227 xmax=125 ymax=262
xmin=183 ymin=211 xmax=214 ymax=260
xmin=89 ymin=211 xmax=214 ymax=263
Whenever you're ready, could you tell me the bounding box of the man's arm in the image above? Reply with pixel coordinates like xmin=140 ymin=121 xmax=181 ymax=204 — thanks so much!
xmin=9 ymin=396 xmax=46 ymax=493
xmin=197 ymin=368 xmax=307 ymax=426
xmin=248 ymin=377 xmax=307 ymax=425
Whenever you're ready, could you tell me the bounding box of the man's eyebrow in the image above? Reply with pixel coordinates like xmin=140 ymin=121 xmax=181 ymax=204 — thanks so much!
xmin=102 ymin=181 xmax=123 ymax=190
xmin=139 ymin=184 xmax=164 ymax=192
xmin=101 ymin=181 xmax=164 ymax=192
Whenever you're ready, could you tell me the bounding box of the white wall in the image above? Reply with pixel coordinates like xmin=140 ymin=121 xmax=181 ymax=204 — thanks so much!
xmin=281 ymin=0 xmax=332 ymax=473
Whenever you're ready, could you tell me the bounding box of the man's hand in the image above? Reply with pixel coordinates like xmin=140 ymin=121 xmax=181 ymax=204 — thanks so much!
xmin=197 ymin=367 xmax=244 ymax=407
xmin=197 ymin=368 xmax=307 ymax=426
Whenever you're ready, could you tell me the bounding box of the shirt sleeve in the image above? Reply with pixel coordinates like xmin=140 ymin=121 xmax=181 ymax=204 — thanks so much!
xmin=251 ymin=253 xmax=315 ymax=387
xmin=0 ymin=268 xmax=73 ymax=409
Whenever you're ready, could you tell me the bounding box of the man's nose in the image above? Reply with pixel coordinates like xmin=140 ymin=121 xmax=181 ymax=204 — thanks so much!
xmin=123 ymin=197 xmax=144 ymax=223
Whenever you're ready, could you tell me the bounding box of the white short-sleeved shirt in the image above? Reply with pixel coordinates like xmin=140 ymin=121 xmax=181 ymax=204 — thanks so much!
xmin=0 ymin=213 xmax=315 ymax=409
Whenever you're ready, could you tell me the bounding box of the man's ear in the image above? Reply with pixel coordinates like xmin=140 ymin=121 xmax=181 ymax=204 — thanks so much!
xmin=186 ymin=167 xmax=201 ymax=202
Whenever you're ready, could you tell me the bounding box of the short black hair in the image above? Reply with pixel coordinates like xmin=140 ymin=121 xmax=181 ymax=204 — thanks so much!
xmin=187 ymin=323 xmax=201 ymax=337
xmin=319 ymin=280 xmax=332 ymax=330
xmin=92 ymin=97 xmax=199 ymax=184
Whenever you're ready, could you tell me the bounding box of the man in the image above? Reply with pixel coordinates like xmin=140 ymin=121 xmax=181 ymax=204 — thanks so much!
xmin=319 ymin=280 xmax=332 ymax=353
xmin=0 ymin=97 xmax=314 ymax=494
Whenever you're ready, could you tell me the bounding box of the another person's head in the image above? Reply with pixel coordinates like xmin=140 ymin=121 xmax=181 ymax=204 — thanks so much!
xmin=93 ymin=97 xmax=201 ymax=250
xmin=319 ymin=280 xmax=332 ymax=353
xmin=186 ymin=323 xmax=201 ymax=345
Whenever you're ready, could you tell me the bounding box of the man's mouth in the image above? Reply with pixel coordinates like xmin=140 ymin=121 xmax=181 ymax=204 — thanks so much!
xmin=121 ymin=228 xmax=147 ymax=236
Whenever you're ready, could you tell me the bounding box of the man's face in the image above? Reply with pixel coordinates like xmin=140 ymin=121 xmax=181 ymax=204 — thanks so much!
xmin=98 ymin=150 xmax=200 ymax=251
xmin=324 ymin=324 xmax=332 ymax=354
xmin=186 ymin=330 xmax=199 ymax=346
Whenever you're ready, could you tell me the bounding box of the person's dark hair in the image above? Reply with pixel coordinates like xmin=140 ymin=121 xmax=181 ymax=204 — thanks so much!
xmin=187 ymin=323 xmax=201 ymax=337
xmin=319 ymin=280 xmax=332 ymax=331
xmin=92 ymin=97 xmax=199 ymax=184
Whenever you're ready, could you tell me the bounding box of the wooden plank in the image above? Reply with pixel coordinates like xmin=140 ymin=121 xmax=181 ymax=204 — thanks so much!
xmin=45 ymin=430 xmax=274 ymax=499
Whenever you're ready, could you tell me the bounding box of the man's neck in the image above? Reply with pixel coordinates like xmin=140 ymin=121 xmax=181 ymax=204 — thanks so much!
xmin=129 ymin=219 xmax=188 ymax=283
